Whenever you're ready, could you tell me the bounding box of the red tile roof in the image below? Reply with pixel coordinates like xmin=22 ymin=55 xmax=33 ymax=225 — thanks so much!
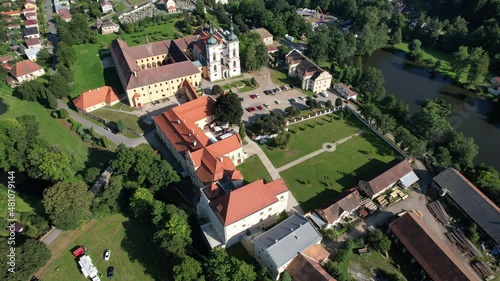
xmin=362 ymin=159 xmax=413 ymax=197
xmin=287 ymin=253 xmax=336 ymax=281
xmin=25 ymin=38 xmax=41 ymax=47
xmin=72 ymin=86 xmax=120 ymax=111
xmin=0 ymin=55 xmax=14 ymax=63
xmin=1 ymin=10 xmax=20 ymax=16
xmin=100 ymin=1 xmax=112 ymax=7
xmin=57 ymin=8 xmax=71 ymax=20
xmin=315 ymin=190 xmax=361 ymax=224
xmin=10 ymin=60 xmax=42 ymax=78
xmin=2 ymin=63 xmax=12 ymax=71
xmin=302 ymin=244 xmax=330 ymax=263
xmin=209 ymin=179 xmax=289 ymax=226
xmin=23 ymin=19 xmax=37 ymax=26
xmin=389 ymin=212 xmax=480 ymax=281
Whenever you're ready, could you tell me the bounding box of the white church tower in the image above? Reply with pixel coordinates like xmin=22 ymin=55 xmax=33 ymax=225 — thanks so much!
xmin=226 ymin=22 xmax=241 ymax=78
xmin=206 ymin=25 xmax=222 ymax=81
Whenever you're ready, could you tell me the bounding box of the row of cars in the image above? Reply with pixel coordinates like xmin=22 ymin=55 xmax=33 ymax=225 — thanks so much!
xmin=246 ymin=103 xmax=271 ymax=112
xmin=263 ymin=84 xmax=295 ymax=95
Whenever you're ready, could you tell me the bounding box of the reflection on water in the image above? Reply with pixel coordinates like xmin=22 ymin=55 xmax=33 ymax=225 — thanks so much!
xmin=364 ymin=48 xmax=500 ymax=170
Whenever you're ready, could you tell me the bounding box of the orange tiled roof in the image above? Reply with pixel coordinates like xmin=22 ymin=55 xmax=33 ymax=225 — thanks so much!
xmin=287 ymin=253 xmax=336 ymax=281
xmin=72 ymin=86 xmax=120 ymax=110
xmin=10 ymin=60 xmax=42 ymax=78
xmin=1 ymin=10 xmax=20 ymax=16
xmin=209 ymin=179 xmax=289 ymax=226
xmin=302 ymin=244 xmax=330 ymax=263
xmin=25 ymin=38 xmax=40 ymax=47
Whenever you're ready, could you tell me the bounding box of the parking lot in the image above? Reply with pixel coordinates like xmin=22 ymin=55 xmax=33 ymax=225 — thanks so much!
xmin=239 ymin=86 xmax=344 ymax=124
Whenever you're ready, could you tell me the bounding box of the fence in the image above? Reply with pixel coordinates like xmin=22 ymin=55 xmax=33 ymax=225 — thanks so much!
xmin=286 ymin=106 xmax=344 ymax=126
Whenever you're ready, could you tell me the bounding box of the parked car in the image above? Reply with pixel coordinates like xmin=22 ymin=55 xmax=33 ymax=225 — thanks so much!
xmin=104 ymin=250 xmax=111 ymax=261
xmin=290 ymin=98 xmax=297 ymax=103
xmin=249 ymin=107 xmax=256 ymax=111
xmin=299 ymin=96 xmax=305 ymax=101
xmin=313 ymin=94 xmax=319 ymax=98
xmin=250 ymin=94 xmax=257 ymax=99
xmin=321 ymin=91 xmax=328 ymax=97
xmin=257 ymin=105 xmax=263 ymax=110
xmin=275 ymin=100 xmax=281 ymax=104
xmin=107 ymin=266 xmax=114 ymax=277
xmin=263 ymin=103 xmax=270 ymax=108
xmin=255 ymin=93 xmax=260 ymax=98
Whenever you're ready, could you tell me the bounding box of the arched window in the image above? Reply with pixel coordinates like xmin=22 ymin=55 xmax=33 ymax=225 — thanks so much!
xmin=147 ymin=63 xmax=151 ymax=68
xmin=220 ymin=58 xmax=224 ymax=66
xmin=233 ymin=49 xmax=236 ymax=56
xmin=141 ymin=64 xmax=145 ymax=70
xmin=213 ymin=53 xmax=216 ymax=61
xmin=214 ymin=65 xmax=217 ymax=71
xmin=233 ymin=61 xmax=236 ymax=67
xmin=152 ymin=62 xmax=157 ymax=67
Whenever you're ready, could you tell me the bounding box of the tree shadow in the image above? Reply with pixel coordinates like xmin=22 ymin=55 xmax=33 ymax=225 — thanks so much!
xmin=84 ymin=147 xmax=115 ymax=170
xmin=300 ymin=188 xmax=341 ymax=213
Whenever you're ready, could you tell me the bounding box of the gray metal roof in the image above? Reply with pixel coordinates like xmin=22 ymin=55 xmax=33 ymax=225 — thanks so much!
xmin=434 ymin=168 xmax=500 ymax=245
xmin=254 ymin=214 xmax=322 ymax=267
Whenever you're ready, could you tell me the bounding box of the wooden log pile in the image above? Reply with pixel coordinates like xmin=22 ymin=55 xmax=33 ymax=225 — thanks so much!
xmin=471 ymin=261 xmax=495 ymax=280
xmin=427 ymin=201 xmax=450 ymax=225
xmin=445 ymin=228 xmax=482 ymax=258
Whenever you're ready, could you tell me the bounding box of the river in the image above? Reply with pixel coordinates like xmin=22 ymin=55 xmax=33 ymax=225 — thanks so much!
xmin=363 ymin=48 xmax=500 ymax=171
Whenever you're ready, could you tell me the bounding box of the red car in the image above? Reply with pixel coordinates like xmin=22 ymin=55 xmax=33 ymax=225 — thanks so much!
xmin=257 ymin=105 xmax=263 ymax=110
xmin=344 ymin=100 xmax=349 ymax=104
xmin=250 ymin=94 xmax=257 ymax=99
xmin=249 ymin=107 xmax=256 ymax=111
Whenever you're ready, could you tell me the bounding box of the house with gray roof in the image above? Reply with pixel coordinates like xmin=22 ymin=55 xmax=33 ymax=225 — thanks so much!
xmin=433 ymin=168 xmax=500 ymax=246
xmin=251 ymin=214 xmax=323 ymax=280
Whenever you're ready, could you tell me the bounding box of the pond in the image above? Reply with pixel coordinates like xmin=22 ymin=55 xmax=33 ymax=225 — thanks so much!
xmin=364 ymin=48 xmax=500 ymax=171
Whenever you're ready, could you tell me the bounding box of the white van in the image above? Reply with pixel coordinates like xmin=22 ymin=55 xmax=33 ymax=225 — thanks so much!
xmin=321 ymin=91 xmax=328 ymax=97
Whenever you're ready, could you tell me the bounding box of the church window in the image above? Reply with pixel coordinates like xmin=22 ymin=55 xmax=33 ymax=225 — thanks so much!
xmin=233 ymin=61 xmax=236 ymax=67
xmin=213 ymin=53 xmax=216 ymax=61
xmin=233 ymin=49 xmax=236 ymax=56
xmin=214 ymin=65 xmax=217 ymax=71
xmin=152 ymin=62 xmax=157 ymax=67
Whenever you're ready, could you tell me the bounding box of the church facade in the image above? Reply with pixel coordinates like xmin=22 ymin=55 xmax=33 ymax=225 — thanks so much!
xmin=110 ymin=24 xmax=241 ymax=107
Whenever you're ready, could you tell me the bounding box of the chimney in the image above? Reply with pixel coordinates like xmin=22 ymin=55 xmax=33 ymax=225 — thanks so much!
xmin=220 ymin=156 xmax=223 ymax=162
xmin=191 ymin=128 xmax=195 ymax=132
xmin=177 ymin=119 xmax=181 ymax=124
xmin=133 ymin=70 xmax=137 ymax=77
xmin=188 ymin=133 xmax=192 ymax=137
xmin=193 ymin=140 xmax=197 ymax=147
xmin=294 ymin=235 xmax=299 ymax=240
xmin=290 ymin=228 xmax=294 ymax=232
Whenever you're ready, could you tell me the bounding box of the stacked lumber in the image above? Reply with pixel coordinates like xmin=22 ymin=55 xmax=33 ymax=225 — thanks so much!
xmin=427 ymin=201 xmax=450 ymax=225
xmin=471 ymin=261 xmax=495 ymax=280
xmin=445 ymin=228 xmax=482 ymax=258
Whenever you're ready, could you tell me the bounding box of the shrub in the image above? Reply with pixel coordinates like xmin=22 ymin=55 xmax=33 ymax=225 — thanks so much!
xmin=70 ymin=121 xmax=81 ymax=131
xmin=51 ymin=110 xmax=59 ymax=118
xmin=117 ymin=120 xmax=125 ymax=133
xmin=58 ymin=108 xmax=69 ymax=118
xmin=101 ymin=136 xmax=110 ymax=148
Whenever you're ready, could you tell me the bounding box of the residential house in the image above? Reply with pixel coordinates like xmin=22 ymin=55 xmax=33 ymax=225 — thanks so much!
xmin=0 ymin=55 xmax=14 ymax=64
xmin=333 ymin=83 xmax=358 ymax=100
xmin=100 ymin=1 xmax=113 ymax=13
xmin=198 ymin=178 xmax=289 ymax=248
xmin=1 ymin=10 xmax=21 ymax=17
xmin=285 ymin=49 xmax=332 ymax=94
xmin=313 ymin=189 xmax=362 ymax=228
xmin=253 ymin=28 xmax=273 ymax=46
xmin=5 ymin=221 xmax=25 ymax=233
xmin=358 ymin=159 xmax=419 ymax=199
xmin=389 ymin=212 xmax=480 ymax=281
xmin=251 ymin=214 xmax=324 ymax=280
xmin=7 ymin=23 xmax=20 ymax=30
xmin=23 ymin=19 xmax=38 ymax=29
xmin=9 ymin=60 xmax=45 ymax=83
xmin=163 ymin=0 xmax=177 ymax=13
xmin=72 ymin=86 xmax=121 ymax=113
xmin=433 ymin=168 xmax=500 ymax=246
xmin=24 ymin=12 xmax=37 ymax=21
xmin=54 ymin=0 xmax=70 ymax=12
xmin=98 ymin=20 xmax=119 ymax=35
xmin=153 ymin=95 xmax=248 ymax=189
xmin=214 ymin=0 xmax=228 ymax=3
xmin=24 ymin=47 xmax=41 ymax=61
xmin=23 ymin=0 xmax=37 ymax=10
xmin=22 ymin=27 xmax=39 ymax=39
xmin=488 ymin=77 xmax=500 ymax=96
xmin=286 ymin=252 xmax=336 ymax=281
xmin=57 ymin=8 xmax=72 ymax=22
xmin=25 ymin=38 xmax=41 ymax=49
xmin=22 ymin=8 xmax=36 ymax=17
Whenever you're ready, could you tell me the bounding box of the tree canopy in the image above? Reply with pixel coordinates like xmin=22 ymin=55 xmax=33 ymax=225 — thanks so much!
xmin=0 ymin=238 xmax=50 ymax=281
xmin=204 ymin=247 xmax=257 ymax=281
xmin=215 ymin=92 xmax=243 ymax=125
xmin=43 ymin=181 xmax=93 ymax=230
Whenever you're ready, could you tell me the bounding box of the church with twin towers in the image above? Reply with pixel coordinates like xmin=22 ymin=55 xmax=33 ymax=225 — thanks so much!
xmin=110 ymin=22 xmax=241 ymax=107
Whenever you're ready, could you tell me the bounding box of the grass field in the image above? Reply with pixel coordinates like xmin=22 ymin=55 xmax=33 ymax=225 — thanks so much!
xmin=237 ymin=155 xmax=272 ymax=184
xmin=345 ymin=249 xmax=406 ymax=280
xmin=0 ymin=184 xmax=43 ymax=236
xmin=261 ymin=113 xmax=363 ymax=167
xmin=392 ymin=43 xmax=467 ymax=81
xmin=280 ymin=132 xmax=398 ymax=212
xmin=120 ymin=19 xmax=181 ymax=47
xmin=270 ymin=68 xmax=299 ymax=87
xmin=105 ymin=101 xmax=135 ymax=112
xmin=71 ymin=44 xmax=106 ymax=97
xmin=0 ymin=85 xmax=90 ymax=167
xmin=91 ymin=109 xmax=150 ymax=133
xmin=38 ymin=214 xmax=163 ymax=281
xmin=112 ymin=1 xmax=127 ymax=12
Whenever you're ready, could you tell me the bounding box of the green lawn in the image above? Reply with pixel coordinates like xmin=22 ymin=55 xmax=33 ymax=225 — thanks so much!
xmin=105 ymin=101 xmax=135 ymax=112
xmin=135 ymin=143 xmax=154 ymax=152
xmin=280 ymin=132 xmax=398 ymax=212
xmin=119 ymin=19 xmax=182 ymax=47
xmin=237 ymin=155 xmax=272 ymax=184
xmin=260 ymin=113 xmax=363 ymax=167
xmin=392 ymin=43 xmax=466 ymax=81
xmin=270 ymin=68 xmax=299 ymax=87
xmin=38 ymin=213 xmax=163 ymax=280
xmin=71 ymin=44 xmax=106 ymax=97
xmin=91 ymin=109 xmax=151 ymax=134
xmin=347 ymin=250 xmax=406 ymax=280
xmin=0 ymin=85 xmax=90 ymax=167
xmin=112 ymin=1 xmax=127 ymax=12
xmin=0 ymin=184 xmax=44 ymax=236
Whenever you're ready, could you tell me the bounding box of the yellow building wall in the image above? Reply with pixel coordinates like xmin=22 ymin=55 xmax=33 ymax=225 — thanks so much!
xmin=135 ymin=54 xmax=167 ymax=70
xmin=127 ymin=73 xmax=202 ymax=107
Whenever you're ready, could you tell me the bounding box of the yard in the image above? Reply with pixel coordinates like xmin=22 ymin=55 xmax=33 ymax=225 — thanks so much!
xmin=0 ymin=85 xmax=90 ymax=167
xmin=119 ymin=18 xmax=182 ymax=47
xmin=237 ymin=155 xmax=272 ymax=184
xmin=37 ymin=213 xmax=163 ymax=281
xmin=90 ymin=109 xmax=151 ymax=134
xmin=221 ymin=79 xmax=257 ymax=93
xmin=346 ymin=249 xmax=407 ymax=280
xmin=260 ymin=113 xmax=364 ymax=168
xmin=280 ymin=132 xmax=398 ymax=212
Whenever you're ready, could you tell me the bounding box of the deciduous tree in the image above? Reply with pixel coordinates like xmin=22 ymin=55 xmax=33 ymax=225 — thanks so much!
xmin=173 ymin=256 xmax=205 ymax=281
xmin=215 ymin=92 xmax=243 ymax=125
xmin=0 ymin=238 xmax=50 ymax=281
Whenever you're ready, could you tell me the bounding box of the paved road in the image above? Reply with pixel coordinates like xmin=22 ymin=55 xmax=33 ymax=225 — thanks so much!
xmin=40 ymin=228 xmax=62 ymax=246
xmin=57 ymin=100 xmax=148 ymax=147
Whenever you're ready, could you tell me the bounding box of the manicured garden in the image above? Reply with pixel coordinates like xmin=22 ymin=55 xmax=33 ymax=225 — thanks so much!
xmin=37 ymin=214 xmax=162 ymax=281
xmin=280 ymin=132 xmax=398 ymax=212
xmin=120 ymin=18 xmax=182 ymax=46
xmin=260 ymin=113 xmax=363 ymax=168
xmin=237 ymin=155 xmax=272 ymax=183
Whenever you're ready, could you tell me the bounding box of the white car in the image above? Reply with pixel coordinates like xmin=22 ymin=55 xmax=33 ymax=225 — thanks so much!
xmin=321 ymin=92 xmax=329 ymax=97
xmin=275 ymin=100 xmax=281 ymax=104
xmin=299 ymin=96 xmax=305 ymax=101
xmin=104 ymin=250 xmax=111 ymax=261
